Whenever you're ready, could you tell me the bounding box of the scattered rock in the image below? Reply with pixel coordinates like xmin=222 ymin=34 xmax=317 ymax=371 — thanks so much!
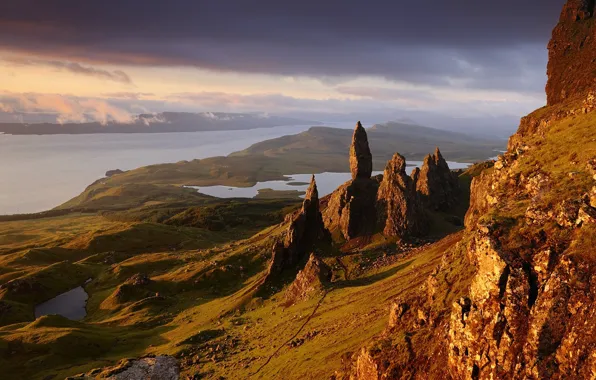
xmin=71 ymin=356 xmax=179 ymax=380
xmin=126 ymin=273 xmax=151 ymax=287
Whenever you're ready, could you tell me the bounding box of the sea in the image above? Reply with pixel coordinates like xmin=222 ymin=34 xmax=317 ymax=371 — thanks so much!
xmin=0 ymin=123 xmax=470 ymax=215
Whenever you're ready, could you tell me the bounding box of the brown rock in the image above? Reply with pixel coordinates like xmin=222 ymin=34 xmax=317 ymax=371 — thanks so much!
xmin=414 ymin=147 xmax=460 ymax=211
xmin=323 ymin=178 xmax=379 ymax=240
xmin=285 ymin=253 xmax=331 ymax=304
xmin=266 ymin=176 xmax=331 ymax=278
xmin=126 ymin=273 xmax=151 ymax=287
xmin=73 ymin=355 xmax=180 ymax=380
xmin=546 ymin=0 xmax=596 ymax=105
xmin=349 ymin=121 xmax=373 ymax=180
xmin=376 ymin=153 xmax=428 ymax=238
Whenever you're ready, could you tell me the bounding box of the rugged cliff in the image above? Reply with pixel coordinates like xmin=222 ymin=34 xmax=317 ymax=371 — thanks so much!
xmin=546 ymin=0 xmax=595 ymax=105
xmin=346 ymin=1 xmax=596 ymax=378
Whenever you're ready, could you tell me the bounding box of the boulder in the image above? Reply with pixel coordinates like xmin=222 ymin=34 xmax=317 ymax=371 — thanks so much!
xmin=105 ymin=169 xmax=124 ymax=177
xmin=285 ymin=253 xmax=331 ymax=304
xmin=70 ymin=355 xmax=179 ymax=380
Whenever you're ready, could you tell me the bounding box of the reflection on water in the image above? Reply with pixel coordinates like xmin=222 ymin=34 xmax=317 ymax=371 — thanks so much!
xmin=190 ymin=161 xmax=470 ymax=199
xmin=0 ymin=124 xmax=316 ymax=214
xmin=34 ymin=286 xmax=89 ymax=321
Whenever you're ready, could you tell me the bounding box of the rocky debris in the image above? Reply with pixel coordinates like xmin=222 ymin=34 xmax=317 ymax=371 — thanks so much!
xmin=285 ymin=253 xmax=331 ymax=304
xmin=546 ymin=0 xmax=595 ymax=105
xmin=265 ymin=176 xmax=331 ymax=278
xmin=105 ymin=169 xmax=125 ymax=177
xmin=70 ymin=355 xmax=179 ymax=380
xmin=126 ymin=273 xmax=151 ymax=287
xmin=388 ymin=300 xmax=409 ymax=328
xmin=587 ymin=157 xmax=596 ymax=180
xmin=350 ymin=121 xmax=373 ymax=180
xmin=0 ymin=278 xmax=42 ymax=295
xmin=355 ymin=348 xmax=380 ymax=380
xmin=376 ymin=153 xmax=428 ymax=238
xmin=414 ymin=147 xmax=459 ymax=211
xmin=288 ymin=330 xmax=321 ymax=348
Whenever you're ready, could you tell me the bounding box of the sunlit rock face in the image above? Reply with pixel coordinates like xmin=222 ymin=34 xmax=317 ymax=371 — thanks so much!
xmin=376 ymin=153 xmax=428 ymax=239
xmin=350 ymin=121 xmax=373 ymax=180
xmin=324 ymin=122 xmax=379 ymax=240
xmin=414 ymin=147 xmax=459 ymax=211
xmin=546 ymin=0 xmax=596 ymax=106
xmin=267 ymin=176 xmax=331 ymax=277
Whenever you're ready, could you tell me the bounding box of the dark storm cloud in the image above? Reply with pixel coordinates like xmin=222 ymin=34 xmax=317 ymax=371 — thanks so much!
xmin=0 ymin=0 xmax=565 ymax=91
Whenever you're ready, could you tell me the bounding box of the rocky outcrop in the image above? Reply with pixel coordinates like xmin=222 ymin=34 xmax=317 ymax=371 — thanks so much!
xmin=377 ymin=153 xmax=428 ymax=238
xmin=546 ymin=0 xmax=596 ymax=105
xmin=324 ymin=123 xmax=379 ymax=240
xmin=285 ymin=253 xmax=331 ymax=304
xmin=266 ymin=176 xmax=331 ymax=278
xmin=414 ymin=147 xmax=459 ymax=211
xmin=323 ymin=178 xmax=379 ymax=240
xmin=448 ymin=123 xmax=596 ymax=379
xmin=350 ymin=121 xmax=373 ymax=180
xmin=71 ymin=355 xmax=179 ymax=379
xmin=105 ymin=169 xmax=125 ymax=177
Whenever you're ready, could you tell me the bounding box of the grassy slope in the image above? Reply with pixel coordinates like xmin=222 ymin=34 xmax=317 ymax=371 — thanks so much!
xmin=0 ymin=122 xmax=501 ymax=378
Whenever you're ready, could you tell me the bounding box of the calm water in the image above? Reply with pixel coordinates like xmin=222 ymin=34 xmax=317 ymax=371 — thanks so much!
xmin=0 ymin=125 xmax=316 ymax=214
xmin=34 ymin=286 xmax=89 ymax=320
xmin=190 ymin=161 xmax=471 ymax=199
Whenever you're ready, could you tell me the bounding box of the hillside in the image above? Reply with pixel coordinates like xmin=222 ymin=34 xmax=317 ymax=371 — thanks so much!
xmin=1 ymin=1 xmax=594 ymax=379
xmin=57 ymin=122 xmax=502 ymax=211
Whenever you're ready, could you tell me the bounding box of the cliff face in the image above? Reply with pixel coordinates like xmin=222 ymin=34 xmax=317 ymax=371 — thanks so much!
xmin=546 ymin=0 xmax=595 ymax=105
xmin=446 ymin=1 xmax=596 ymax=377
xmin=347 ymin=1 xmax=596 ymax=379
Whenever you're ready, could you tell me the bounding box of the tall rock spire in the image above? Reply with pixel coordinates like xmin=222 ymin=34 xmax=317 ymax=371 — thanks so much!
xmin=265 ymin=175 xmax=330 ymax=281
xmin=349 ymin=121 xmax=373 ymax=180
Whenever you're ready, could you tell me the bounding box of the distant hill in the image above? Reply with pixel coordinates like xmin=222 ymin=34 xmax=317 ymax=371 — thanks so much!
xmin=0 ymin=112 xmax=316 ymax=135
xmin=234 ymin=121 xmax=505 ymax=165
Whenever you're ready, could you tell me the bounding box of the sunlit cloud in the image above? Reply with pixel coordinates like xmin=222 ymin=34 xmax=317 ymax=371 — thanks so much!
xmin=4 ymin=57 xmax=133 ymax=84
xmin=0 ymin=91 xmax=134 ymax=124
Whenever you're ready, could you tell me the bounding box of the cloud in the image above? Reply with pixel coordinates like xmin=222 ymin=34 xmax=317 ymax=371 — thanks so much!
xmin=4 ymin=57 xmax=133 ymax=84
xmin=0 ymin=0 xmax=563 ymax=93
xmin=102 ymin=92 xmax=154 ymax=100
xmin=0 ymin=91 xmax=134 ymax=124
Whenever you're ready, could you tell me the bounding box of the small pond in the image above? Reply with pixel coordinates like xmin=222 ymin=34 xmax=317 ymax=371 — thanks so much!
xmin=34 ymin=286 xmax=89 ymax=321
xmin=188 ymin=161 xmax=470 ymax=199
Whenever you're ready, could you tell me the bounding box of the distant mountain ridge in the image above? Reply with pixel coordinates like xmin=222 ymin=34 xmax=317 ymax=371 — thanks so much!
xmin=0 ymin=112 xmax=317 ymax=135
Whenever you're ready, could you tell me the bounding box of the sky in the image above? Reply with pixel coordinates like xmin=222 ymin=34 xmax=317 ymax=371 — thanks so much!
xmin=0 ymin=0 xmax=566 ymax=135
